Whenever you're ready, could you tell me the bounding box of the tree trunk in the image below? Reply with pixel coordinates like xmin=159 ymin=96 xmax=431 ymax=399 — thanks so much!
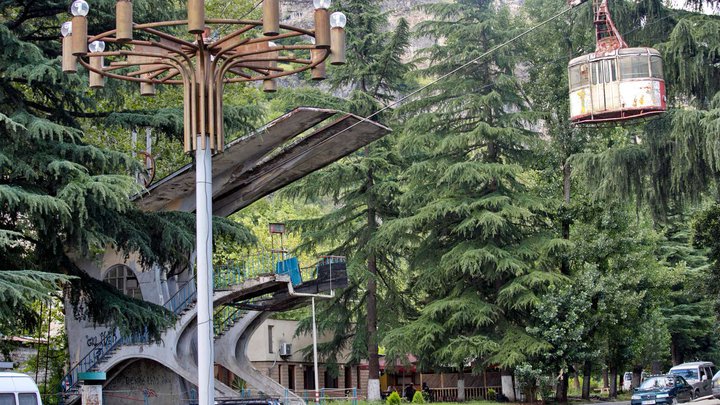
xmin=501 ymin=368 xmax=515 ymax=402
xmin=652 ymin=361 xmax=662 ymax=375
xmin=609 ymin=367 xmax=618 ymax=399
xmin=582 ymin=361 xmax=592 ymax=400
xmin=458 ymin=367 xmax=465 ymax=402
xmin=561 ymin=160 xmax=571 ymax=275
xmin=602 ymin=368 xmax=609 ymax=388
xmin=574 ymin=364 xmax=581 ymax=392
xmin=671 ymin=335 xmax=682 ymax=366
xmin=366 ymin=170 xmax=381 ymax=402
xmin=556 ymin=369 xmax=569 ymax=403
xmin=632 ymin=366 xmax=643 ymax=389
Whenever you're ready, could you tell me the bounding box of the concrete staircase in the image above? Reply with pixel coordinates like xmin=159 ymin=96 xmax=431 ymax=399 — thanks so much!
xmin=59 ymin=253 xmax=308 ymax=405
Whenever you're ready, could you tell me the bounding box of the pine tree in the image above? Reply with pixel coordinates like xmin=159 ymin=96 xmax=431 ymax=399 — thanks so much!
xmin=0 ymin=0 xmax=254 ymax=342
xmin=278 ymin=0 xmax=412 ymax=400
xmin=380 ymin=1 xmax=568 ymax=400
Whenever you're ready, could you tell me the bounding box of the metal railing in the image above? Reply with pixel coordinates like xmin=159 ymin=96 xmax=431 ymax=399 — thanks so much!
xmin=214 ymin=306 xmax=246 ymax=337
xmin=59 ymin=277 xmax=198 ymax=395
xmin=215 ymin=252 xmax=287 ymax=289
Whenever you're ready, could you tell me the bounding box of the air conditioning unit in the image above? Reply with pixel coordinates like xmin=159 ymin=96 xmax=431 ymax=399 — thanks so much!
xmin=279 ymin=343 xmax=292 ymax=357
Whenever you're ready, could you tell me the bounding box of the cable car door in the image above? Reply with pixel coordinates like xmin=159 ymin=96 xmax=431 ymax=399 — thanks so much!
xmin=591 ymin=61 xmax=606 ymax=113
xmin=591 ymin=60 xmax=620 ymax=114
xmin=603 ymin=59 xmax=620 ymax=111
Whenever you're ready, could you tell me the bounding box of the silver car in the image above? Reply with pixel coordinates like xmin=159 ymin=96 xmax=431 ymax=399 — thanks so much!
xmin=669 ymin=362 xmax=716 ymax=399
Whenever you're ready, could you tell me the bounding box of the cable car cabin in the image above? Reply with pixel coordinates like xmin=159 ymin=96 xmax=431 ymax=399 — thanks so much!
xmin=568 ymin=47 xmax=666 ymax=124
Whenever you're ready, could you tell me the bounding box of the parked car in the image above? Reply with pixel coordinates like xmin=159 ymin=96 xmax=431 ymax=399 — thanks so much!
xmin=624 ymin=372 xmax=634 ymax=391
xmin=712 ymin=370 xmax=720 ymax=398
xmin=630 ymin=375 xmax=693 ymax=405
xmin=669 ymin=361 xmax=716 ymax=398
xmin=0 ymin=372 xmax=42 ymax=405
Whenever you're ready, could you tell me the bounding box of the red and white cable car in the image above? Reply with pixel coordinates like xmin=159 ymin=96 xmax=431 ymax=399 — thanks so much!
xmin=568 ymin=0 xmax=667 ymax=124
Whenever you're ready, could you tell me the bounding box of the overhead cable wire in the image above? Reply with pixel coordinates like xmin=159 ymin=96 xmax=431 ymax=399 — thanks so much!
xmin=237 ymin=2 xmax=588 ymax=185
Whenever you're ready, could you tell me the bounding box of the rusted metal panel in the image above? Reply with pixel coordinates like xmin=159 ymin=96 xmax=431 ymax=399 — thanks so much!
xmin=136 ymin=107 xmax=337 ymax=212
xmin=213 ymin=113 xmax=390 ymax=217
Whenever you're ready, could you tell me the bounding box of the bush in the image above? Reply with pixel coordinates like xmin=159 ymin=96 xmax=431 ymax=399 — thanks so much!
xmin=412 ymin=391 xmax=425 ymax=404
xmin=538 ymin=375 xmax=555 ymax=403
xmin=487 ymin=388 xmax=496 ymax=399
xmin=515 ymin=364 xmax=541 ymax=402
xmin=386 ymin=391 xmax=401 ymax=405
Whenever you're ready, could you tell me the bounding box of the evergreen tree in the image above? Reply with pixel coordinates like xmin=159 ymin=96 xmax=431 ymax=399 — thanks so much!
xmin=0 ymin=0 xmax=254 ymax=342
xmin=278 ymin=0 xmax=412 ymax=399
xmin=380 ymin=1 xmax=567 ymax=400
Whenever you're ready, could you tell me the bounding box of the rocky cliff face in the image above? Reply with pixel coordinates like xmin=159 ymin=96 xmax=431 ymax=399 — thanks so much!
xmin=280 ymin=0 xmax=524 ymax=59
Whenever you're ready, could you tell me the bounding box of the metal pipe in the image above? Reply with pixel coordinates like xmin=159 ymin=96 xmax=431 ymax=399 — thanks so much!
xmin=188 ymin=0 xmax=205 ymax=34
xmin=311 ymin=48 xmax=326 ymax=80
xmin=71 ymin=16 xmax=88 ymax=56
xmin=89 ymin=56 xmax=105 ymax=88
xmin=330 ymin=27 xmax=346 ymax=65
xmin=115 ymin=0 xmax=133 ymax=43
xmin=195 ymin=135 xmax=214 ymax=405
xmin=314 ymin=9 xmax=330 ymax=49
xmin=263 ymin=0 xmax=280 ymax=37
xmin=62 ymin=36 xmax=77 ymax=73
xmin=312 ymin=297 xmax=320 ymax=404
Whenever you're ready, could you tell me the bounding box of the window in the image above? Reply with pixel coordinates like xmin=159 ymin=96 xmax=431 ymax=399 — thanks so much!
xmin=0 ymin=394 xmax=15 ymax=405
xmin=304 ymin=366 xmax=315 ymax=390
xmin=104 ymin=265 xmax=142 ymax=299
xmin=344 ymin=366 xmax=352 ymax=388
xmin=324 ymin=369 xmax=338 ymax=388
xmin=288 ymin=365 xmax=296 ymax=390
xmin=267 ymin=325 xmax=274 ymax=353
xmin=607 ymin=60 xmax=617 ymax=82
xmin=619 ymin=56 xmax=649 ymax=79
xmin=650 ymin=56 xmax=664 ymax=79
xmin=569 ymin=63 xmax=589 ymax=90
xmin=591 ymin=61 xmax=600 ymax=85
xmin=18 ymin=394 xmax=37 ymax=405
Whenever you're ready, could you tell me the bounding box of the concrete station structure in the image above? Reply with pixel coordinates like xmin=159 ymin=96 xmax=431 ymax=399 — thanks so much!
xmin=61 ymin=108 xmax=390 ymax=405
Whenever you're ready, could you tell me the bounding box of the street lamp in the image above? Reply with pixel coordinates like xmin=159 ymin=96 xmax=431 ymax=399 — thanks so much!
xmin=60 ymin=2 xmax=347 ymax=405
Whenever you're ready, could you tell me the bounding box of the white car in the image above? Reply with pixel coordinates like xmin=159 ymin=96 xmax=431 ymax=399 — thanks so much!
xmin=712 ymin=370 xmax=720 ymax=398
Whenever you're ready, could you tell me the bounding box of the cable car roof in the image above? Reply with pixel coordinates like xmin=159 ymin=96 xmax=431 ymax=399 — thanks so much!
xmin=569 ymin=47 xmax=662 ymax=65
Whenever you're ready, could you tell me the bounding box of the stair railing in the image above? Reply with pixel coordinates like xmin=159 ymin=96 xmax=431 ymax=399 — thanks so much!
xmin=60 ymin=275 xmax=198 ymax=394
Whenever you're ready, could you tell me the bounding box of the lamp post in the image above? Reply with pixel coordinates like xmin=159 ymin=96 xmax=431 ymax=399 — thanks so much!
xmin=61 ymin=2 xmax=347 ymax=405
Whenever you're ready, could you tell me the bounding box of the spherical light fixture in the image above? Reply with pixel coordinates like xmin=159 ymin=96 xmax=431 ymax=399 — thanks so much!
xmin=70 ymin=0 xmax=90 ymax=17
xmin=330 ymin=12 xmax=346 ymax=28
xmin=313 ymin=0 xmax=331 ymax=10
xmin=61 ymin=21 xmax=73 ymax=37
xmin=89 ymin=40 xmax=105 ymax=53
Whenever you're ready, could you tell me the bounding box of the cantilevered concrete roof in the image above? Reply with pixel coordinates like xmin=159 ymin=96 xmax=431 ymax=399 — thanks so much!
xmin=135 ymin=107 xmax=391 ymax=217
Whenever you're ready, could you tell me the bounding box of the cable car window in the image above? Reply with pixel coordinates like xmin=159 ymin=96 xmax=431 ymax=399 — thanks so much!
xmin=609 ymin=60 xmax=617 ymax=82
xmin=604 ymin=60 xmax=612 ymax=83
xmin=619 ymin=56 xmax=649 ymax=79
xmin=650 ymin=56 xmax=663 ymax=79
xmin=569 ymin=64 xmax=589 ymax=90
xmin=591 ymin=61 xmax=600 ymax=85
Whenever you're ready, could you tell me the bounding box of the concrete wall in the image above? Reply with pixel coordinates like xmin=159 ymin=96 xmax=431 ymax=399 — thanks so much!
xmin=246 ymin=318 xmax=351 ymax=364
xmin=102 ymin=359 xmax=192 ymax=405
xmin=65 ymin=249 xmax=183 ymax=369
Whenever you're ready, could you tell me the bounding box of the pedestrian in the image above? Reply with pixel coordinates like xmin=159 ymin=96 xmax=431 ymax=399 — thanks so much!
xmin=404 ymin=384 xmax=416 ymax=402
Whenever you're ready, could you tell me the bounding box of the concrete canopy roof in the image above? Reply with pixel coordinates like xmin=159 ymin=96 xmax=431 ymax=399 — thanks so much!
xmin=135 ymin=107 xmax=391 ymax=217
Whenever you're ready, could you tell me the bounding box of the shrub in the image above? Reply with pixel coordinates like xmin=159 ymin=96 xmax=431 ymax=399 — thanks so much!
xmin=412 ymin=391 xmax=425 ymax=404
xmin=386 ymin=391 xmax=401 ymax=405
xmin=487 ymin=388 xmax=496 ymax=399
xmin=538 ymin=375 xmax=555 ymax=403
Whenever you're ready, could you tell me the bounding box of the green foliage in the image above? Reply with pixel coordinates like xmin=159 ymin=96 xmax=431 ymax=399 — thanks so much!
xmin=0 ymin=0 xmax=255 ymax=343
xmin=386 ymin=391 xmax=401 ymax=405
xmin=412 ymin=391 xmax=425 ymax=404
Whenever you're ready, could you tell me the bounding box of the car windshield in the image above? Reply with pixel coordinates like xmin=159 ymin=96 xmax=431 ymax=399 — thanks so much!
xmin=640 ymin=377 xmax=674 ymax=389
xmin=672 ymin=369 xmax=699 ymax=381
